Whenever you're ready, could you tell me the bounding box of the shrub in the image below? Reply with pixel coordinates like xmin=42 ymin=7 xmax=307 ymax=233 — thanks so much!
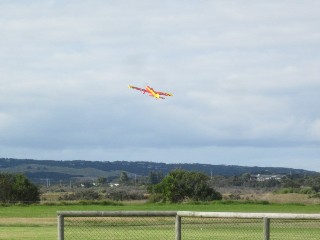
xmin=0 ymin=173 xmax=40 ymax=204
xmin=149 ymin=169 xmax=222 ymax=203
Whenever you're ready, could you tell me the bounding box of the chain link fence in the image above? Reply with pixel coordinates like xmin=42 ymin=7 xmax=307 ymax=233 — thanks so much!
xmin=57 ymin=211 xmax=320 ymax=240
xmin=181 ymin=217 xmax=263 ymax=239
xmin=268 ymin=219 xmax=320 ymax=240
xmin=63 ymin=216 xmax=176 ymax=240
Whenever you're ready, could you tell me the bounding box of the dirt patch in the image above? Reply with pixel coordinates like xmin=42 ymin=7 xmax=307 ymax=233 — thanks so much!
xmin=256 ymin=193 xmax=320 ymax=204
xmin=0 ymin=217 xmax=56 ymax=226
xmin=239 ymin=192 xmax=320 ymax=204
xmin=218 ymin=187 xmax=320 ymax=204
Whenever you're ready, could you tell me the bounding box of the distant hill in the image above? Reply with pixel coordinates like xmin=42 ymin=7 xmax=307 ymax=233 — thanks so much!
xmin=0 ymin=158 xmax=318 ymax=184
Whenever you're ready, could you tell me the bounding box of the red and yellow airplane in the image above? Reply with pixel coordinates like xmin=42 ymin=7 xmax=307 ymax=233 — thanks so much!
xmin=128 ymin=85 xmax=173 ymax=99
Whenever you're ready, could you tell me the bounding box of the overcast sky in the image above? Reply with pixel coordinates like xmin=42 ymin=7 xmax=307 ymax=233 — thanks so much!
xmin=1 ymin=0 xmax=320 ymax=171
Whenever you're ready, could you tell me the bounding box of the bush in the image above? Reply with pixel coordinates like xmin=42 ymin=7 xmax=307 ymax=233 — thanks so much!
xmin=60 ymin=190 xmax=100 ymax=201
xmin=0 ymin=173 xmax=40 ymax=204
xmin=147 ymin=193 xmax=163 ymax=203
xmin=299 ymin=187 xmax=315 ymax=194
xmin=149 ymin=169 xmax=222 ymax=203
xmin=106 ymin=188 xmax=147 ymax=201
xmin=274 ymin=188 xmax=295 ymax=194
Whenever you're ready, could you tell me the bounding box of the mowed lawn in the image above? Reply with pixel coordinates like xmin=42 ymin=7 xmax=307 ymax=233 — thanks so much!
xmin=1 ymin=202 xmax=320 ymax=240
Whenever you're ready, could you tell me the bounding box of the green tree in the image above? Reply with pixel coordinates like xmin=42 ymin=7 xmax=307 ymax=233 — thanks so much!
xmin=0 ymin=173 xmax=13 ymax=203
xmin=151 ymin=169 xmax=222 ymax=203
xmin=0 ymin=173 xmax=40 ymax=204
xmin=119 ymin=171 xmax=129 ymax=184
xmin=97 ymin=177 xmax=107 ymax=186
xmin=148 ymin=171 xmax=164 ymax=185
xmin=307 ymin=175 xmax=320 ymax=192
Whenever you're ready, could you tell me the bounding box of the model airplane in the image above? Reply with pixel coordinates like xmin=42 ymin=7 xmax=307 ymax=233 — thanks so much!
xmin=128 ymin=85 xmax=173 ymax=99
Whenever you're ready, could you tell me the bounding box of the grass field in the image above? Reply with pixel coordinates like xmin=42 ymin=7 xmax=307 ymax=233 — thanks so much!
xmin=1 ymin=201 xmax=320 ymax=239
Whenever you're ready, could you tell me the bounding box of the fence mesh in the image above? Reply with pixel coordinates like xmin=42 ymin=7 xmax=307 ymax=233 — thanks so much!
xmin=61 ymin=213 xmax=320 ymax=240
xmin=64 ymin=216 xmax=176 ymax=240
xmin=182 ymin=217 xmax=262 ymax=240
xmin=270 ymin=219 xmax=320 ymax=240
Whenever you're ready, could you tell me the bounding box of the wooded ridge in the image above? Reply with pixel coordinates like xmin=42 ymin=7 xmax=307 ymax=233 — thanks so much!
xmin=0 ymin=158 xmax=317 ymax=184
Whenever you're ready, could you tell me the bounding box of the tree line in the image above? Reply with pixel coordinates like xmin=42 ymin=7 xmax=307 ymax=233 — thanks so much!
xmin=0 ymin=170 xmax=222 ymax=204
xmin=2 ymin=170 xmax=320 ymax=204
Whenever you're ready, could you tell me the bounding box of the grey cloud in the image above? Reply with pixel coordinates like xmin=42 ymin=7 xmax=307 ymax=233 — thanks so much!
xmin=1 ymin=0 xmax=320 ymax=170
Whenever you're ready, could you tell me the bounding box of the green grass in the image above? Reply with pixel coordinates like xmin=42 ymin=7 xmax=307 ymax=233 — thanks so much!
xmin=1 ymin=202 xmax=320 ymax=239
xmin=0 ymin=226 xmax=56 ymax=240
xmin=2 ymin=201 xmax=320 ymax=218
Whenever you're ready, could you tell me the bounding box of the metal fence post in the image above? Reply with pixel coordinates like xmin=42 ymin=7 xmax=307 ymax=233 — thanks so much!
xmin=263 ymin=217 xmax=270 ymax=240
xmin=175 ymin=215 xmax=181 ymax=240
xmin=57 ymin=214 xmax=64 ymax=240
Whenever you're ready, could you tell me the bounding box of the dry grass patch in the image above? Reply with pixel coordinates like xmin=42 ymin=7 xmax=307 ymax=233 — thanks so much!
xmin=0 ymin=217 xmax=56 ymax=226
xmin=242 ymin=192 xmax=320 ymax=204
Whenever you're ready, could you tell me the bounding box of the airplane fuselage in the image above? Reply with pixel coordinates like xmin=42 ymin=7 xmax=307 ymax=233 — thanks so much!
xmin=146 ymin=86 xmax=161 ymax=99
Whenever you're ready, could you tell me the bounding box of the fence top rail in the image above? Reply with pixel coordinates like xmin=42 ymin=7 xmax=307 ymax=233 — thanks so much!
xmin=177 ymin=211 xmax=320 ymax=219
xmin=57 ymin=210 xmax=320 ymax=219
xmin=57 ymin=211 xmax=177 ymax=217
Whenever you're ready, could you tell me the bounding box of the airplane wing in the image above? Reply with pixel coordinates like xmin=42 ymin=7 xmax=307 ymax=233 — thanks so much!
xmin=128 ymin=85 xmax=148 ymax=94
xmin=157 ymin=91 xmax=173 ymax=97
